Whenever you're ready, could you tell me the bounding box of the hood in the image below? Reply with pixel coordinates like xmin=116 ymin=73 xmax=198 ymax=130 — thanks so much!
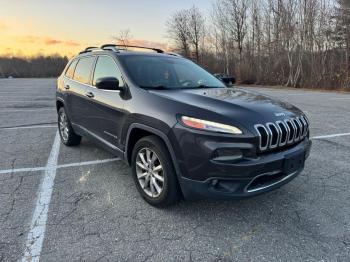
xmin=150 ymin=87 xmax=303 ymax=124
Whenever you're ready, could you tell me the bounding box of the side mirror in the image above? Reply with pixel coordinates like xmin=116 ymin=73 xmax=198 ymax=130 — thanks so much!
xmin=95 ymin=77 xmax=122 ymax=91
xmin=225 ymin=78 xmax=235 ymax=87
xmin=215 ymin=74 xmax=235 ymax=87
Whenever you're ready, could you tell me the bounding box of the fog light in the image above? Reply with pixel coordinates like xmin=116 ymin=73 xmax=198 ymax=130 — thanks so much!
xmin=212 ymin=148 xmax=243 ymax=162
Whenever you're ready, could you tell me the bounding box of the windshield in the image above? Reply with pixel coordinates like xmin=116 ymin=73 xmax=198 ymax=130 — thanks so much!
xmin=119 ymin=55 xmax=226 ymax=90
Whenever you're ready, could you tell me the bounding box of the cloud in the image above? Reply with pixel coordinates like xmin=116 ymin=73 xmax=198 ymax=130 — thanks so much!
xmin=16 ymin=35 xmax=81 ymax=47
xmin=64 ymin=40 xmax=81 ymax=47
xmin=44 ymin=38 xmax=80 ymax=46
xmin=44 ymin=38 xmax=62 ymax=45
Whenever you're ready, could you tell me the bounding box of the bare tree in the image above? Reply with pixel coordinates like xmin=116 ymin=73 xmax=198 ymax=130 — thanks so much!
xmin=224 ymin=0 xmax=249 ymax=65
xmin=113 ymin=29 xmax=133 ymax=47
xmin=166 ymin=10 xmax=190 ymax=57
xmin=334 ymin=0 xmax=350 ymax=87
xmin=249 ymin=0 xmax=262 ymax=82
xmin=4 ymin=0 xmax=350 ymax=89
xmin=211 ymin=0 xmax=249 ymax=79
xmin=186 ymin=6 xmax=205 ymax=63
xmin=211 ymin=1 xmax=231 ymax=74
xmin=165 ymin=0 xmax=350 ymax=90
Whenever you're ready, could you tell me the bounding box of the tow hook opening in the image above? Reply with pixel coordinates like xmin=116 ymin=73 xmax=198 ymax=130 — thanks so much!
xmin=210 ymin=179 xmax=241 ymax=193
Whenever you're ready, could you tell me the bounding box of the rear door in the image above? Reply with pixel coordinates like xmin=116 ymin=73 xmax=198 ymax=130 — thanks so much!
xmin=84 ymin=55 xmax=126 ymax=149
xmin=61 ymin=58 xmax=78 ymax=117
xmin=69 ymin=56 xmax=96 ymax=127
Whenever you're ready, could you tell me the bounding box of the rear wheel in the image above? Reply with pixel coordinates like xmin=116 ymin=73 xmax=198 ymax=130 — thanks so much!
xmin=58 ymin=107 xmax=81 ymax=146
xmin=131 ymin=136 xmax=180 ymax=207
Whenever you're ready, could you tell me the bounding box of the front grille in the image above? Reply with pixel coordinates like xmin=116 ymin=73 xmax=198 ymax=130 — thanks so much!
xmin=255 ymin=116 xmax=309 ymax=152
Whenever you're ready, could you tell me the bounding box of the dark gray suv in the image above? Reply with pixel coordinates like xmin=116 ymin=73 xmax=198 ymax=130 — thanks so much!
xmin=56 ymin=44 xmax=312 ymax=207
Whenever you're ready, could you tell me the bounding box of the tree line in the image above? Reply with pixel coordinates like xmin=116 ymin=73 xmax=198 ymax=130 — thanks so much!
xmin=1 ymin=0 xmax=349 ymax=90
xmin=167 ymin=0 xmax=350 ymax=89
xmin=0 ymin=56 xmax=68 ymax=78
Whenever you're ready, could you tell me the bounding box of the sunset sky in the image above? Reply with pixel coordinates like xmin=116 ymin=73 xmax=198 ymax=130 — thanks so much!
xmin=0 ymin=0 xmax=211 ymax=57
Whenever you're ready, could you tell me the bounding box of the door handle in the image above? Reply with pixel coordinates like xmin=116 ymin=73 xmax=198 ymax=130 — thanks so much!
xmin=64 ymin=84 xmax=70 ymax=90
xmin=85 ymin=92 xmax=94 ymax=98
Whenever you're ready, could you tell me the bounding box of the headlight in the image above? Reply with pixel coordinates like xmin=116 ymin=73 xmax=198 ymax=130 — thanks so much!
xmin=180 ymin=116 xmax=242 ymax=134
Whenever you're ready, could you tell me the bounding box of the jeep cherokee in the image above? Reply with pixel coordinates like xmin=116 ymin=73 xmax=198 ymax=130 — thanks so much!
xmin=56 ymin=44 xmax=312 ymax=207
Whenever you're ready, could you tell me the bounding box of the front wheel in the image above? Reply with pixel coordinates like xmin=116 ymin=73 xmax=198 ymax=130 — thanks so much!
xmin=58 ymin=107 xmax=81 ymax=146
xmin=131 ymin=136 xmax=180 ymax=207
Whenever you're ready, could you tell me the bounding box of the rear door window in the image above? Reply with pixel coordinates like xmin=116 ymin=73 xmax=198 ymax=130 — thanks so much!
xmin=65 ymin=59 xmax=78 ymax=79
xmin=73 ymin=56 xmax=95 ymax=84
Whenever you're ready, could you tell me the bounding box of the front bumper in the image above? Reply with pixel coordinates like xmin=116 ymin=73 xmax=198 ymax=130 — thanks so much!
xmin=170 ymin=126 xmax=312 ymax=200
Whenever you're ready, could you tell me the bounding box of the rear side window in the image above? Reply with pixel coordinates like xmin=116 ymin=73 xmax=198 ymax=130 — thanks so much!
xmin=92 ymin=56 xmax=124 ymax=87
xmin=65 ymin=59 xmax=78 ymax=79
xmin=73 ymin=56 xmax=95 ymax=84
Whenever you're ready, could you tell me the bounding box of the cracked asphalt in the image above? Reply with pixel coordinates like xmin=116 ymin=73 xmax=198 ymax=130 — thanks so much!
xmin=0 ymin=79 xmax=350 ymax=262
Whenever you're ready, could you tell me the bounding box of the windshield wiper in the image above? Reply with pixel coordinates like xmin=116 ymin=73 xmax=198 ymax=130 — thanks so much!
xmin=197 ymin=85 xmax=212 ymax=89
xmin=140 ymin=85 xmax=170 ymax=90
xmin=184 ymin=85 xmax=222 ymax=89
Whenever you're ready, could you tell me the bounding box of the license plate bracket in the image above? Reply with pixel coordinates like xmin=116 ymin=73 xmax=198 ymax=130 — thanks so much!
xmin=283 ymin=150 xmax=305 ymax=174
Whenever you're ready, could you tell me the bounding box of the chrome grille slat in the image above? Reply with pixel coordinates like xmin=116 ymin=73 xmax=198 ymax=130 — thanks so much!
xmin=293 ymin=118 xmax=302 ymax=142
xmin=303 ymin=115 xmax=310 ymax=127
xmin=276 ymin=121 xmax=288 ymax=146
xmin=285 ymin=119 xmax=296 ymax=144
xmin=298 ymin=117 xmax=305 ymax=138
xmin=266 ymin=123 xmax=279 ymax=149
xmin=301 ymin=116 xmax=309 ymax=136
xmin=254 ymin=124 xmax=269 ymax=151
xmin=299 ymin=117 xmax=307 ymax=138
xmin=255 ymin=116 xmax=309 ymax=152
xmin=291 ymin=119 xmax=299 ymax=142
xmin=282 ymin=120 xmax=291 ymax=145
xmin=298 ymin=117 xmax=304 ymax=138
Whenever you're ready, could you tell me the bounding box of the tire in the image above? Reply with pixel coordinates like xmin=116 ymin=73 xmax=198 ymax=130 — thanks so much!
xmin=58 ymin=107 xmax=81 ymax=146
xmin=131 ymin=135 xmax=180 ymax=207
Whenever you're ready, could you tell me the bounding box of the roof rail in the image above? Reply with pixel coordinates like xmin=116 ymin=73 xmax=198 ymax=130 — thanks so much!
xmin=100 ymin=44 xmax=120 ymax=52
xmin=100 ymin=44 xmax=164 ymax=53
xmin=79 ymin=44 xmax=166 ymax=55
xmin=79 ymin=46 xmax=99 ymax=54
xmin=166 ymin=52 xmax=182 ymax=57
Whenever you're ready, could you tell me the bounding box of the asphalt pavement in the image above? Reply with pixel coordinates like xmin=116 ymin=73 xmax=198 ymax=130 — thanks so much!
xmin=0 ymin=79 xmax=349 ymax=262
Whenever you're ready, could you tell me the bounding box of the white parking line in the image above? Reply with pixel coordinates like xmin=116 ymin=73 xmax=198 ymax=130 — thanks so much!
xmin=0 ymin=108 xmax=55 ymax=113
xmin=0 ymin=158 xmax=120 ymax=175
xmin=311 ymin=132 xmax=350 ymax=140
xmin=22 ymin=131 xmax=61 ymax=262
xmin=331 ymin=97 xmax=350 ymax=100
xmin=0 ymin=132 xmax=349 ymax=176
xmin=0 ymin=128 xmax=348 ymax=262
xmin=57 ymin=158 xmax=119 ymax=169
xmin=0 ymin=166 xmax=47 ymax=175
xmin=0 ymin=100 xmax=50 ymax=103
xmin=1 ymin=125 xmax=56 ymax=131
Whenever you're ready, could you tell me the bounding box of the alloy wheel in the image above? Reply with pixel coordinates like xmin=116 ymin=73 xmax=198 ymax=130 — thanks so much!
xmin=59 ymin=111 xmax=69 ymax=142
xmin=135 ymin=148 xmax=164 ymax=198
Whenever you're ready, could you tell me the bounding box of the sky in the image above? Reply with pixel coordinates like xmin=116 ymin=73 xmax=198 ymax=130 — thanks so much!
xmin=0 ymin=0 xmax=212 ymax=57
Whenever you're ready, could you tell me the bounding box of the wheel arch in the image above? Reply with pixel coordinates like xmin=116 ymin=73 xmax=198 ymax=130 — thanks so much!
xmin=56 ymin=97 xmax=65 ymax=112
xmin=124 ymin=123 xmax=182 ymax=180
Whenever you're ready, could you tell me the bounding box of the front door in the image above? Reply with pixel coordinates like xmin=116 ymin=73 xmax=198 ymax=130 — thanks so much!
xmin=84 ymin=55 xmax=126 ymax=150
